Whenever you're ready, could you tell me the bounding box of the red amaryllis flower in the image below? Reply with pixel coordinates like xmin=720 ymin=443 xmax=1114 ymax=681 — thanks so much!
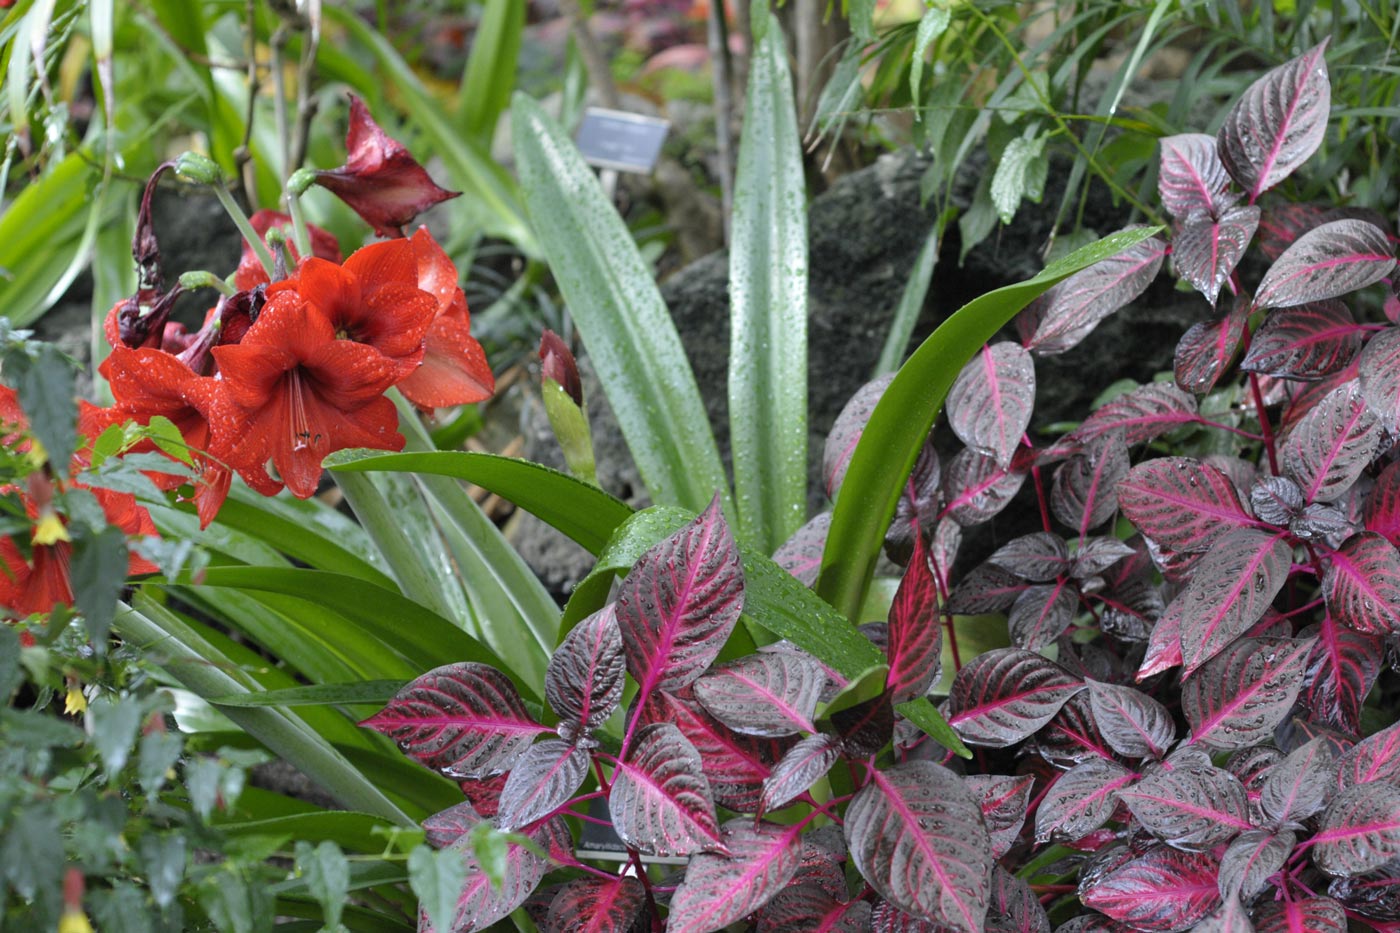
xmin=235 ymin=209 xmax=343 ymax=292
xmin=270 ymin=238 xmax=438 ymax=380
xmin=313 ymin=96 xmax=460 ymax=238
xmin=210 ymin=290 xmax=404 ymax=498
xmin=104 ymin=347 xmax=237 ymax=527
xmin=395 ymin=227 xmax=495 ymax=410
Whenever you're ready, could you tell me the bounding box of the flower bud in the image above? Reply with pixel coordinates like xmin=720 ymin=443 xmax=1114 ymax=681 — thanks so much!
xmin=173 ymin=151 xmax=221 ymax=185
xmin=538 ymin=330 xmax=583 ymax=407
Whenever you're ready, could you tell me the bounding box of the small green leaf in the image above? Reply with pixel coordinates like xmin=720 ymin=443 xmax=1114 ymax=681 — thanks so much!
xmin=144 ymin=414 xmax=193 ymax=465
xmin=991 ymin=135 xmax=1047 ymax=224
xmin=137 ymin=729 xmax=183 ymax=799
xmin=1 ymin=805 xmax=62 ymax=906
xmin=910 ymin=5 xmax=952 ymax=105
xmin=0 ymin=624 xmax=19 ymax=698
xmin=295 ymin=840 xmax=350 ymax=929
xmin=186 ymin=757 xmax=223 ymax=819
xmin=88 ymin=694 xmax=143 ymax=777
xmin=409 ymin=843 xmax=468 ymax=933
xmin=469 ymin=822 xmax=511 ymax=891
xmin=6 ymin=343 xmax=77 ymax=476
xmin=71 ymin=523 xmax=129 ymax=648
xmin=139 ymin=833 xmax=186 ymax=910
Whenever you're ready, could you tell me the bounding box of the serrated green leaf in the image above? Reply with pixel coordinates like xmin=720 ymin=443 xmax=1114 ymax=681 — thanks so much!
xmin=6 ymin=343 xmax=77 ymax=476
xmin=139 ymin=833 xmax=186 ymax=909
xmin=295 ymin=840 xmax=350 ymax=929
xmin=88 ymin=694 xmax=144 ymax=777
xmin=409 ymin=844 xmax=468 ymax=933
xmin=991 ymin=135 xmax=1046 ymax=224
xmin=70 ymin=523 xmax=129 ymax=648
xmin=910 ymin=6 xmax=952 ymax=105
xmin=137 ymin=729 xmax=183 ymax=799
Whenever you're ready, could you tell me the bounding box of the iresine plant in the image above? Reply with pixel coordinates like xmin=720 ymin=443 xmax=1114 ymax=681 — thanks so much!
xmin=359 ymin=40 xmax=1400 ymax=933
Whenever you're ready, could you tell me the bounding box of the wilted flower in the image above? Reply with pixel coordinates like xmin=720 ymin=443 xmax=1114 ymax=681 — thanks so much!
xmin=313 ymin=96 xmax=460 ymax=238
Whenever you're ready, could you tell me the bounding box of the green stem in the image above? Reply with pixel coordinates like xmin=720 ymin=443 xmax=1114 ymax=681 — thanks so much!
xmin=212 ymin=184 xmax=277 ymax=280
xmin=285 ymin=188 xmax=314 ymax=260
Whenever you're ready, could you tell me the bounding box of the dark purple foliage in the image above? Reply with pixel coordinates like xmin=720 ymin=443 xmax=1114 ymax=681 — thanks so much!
xmin=360 ymin=40 xmax=1400 ymax=933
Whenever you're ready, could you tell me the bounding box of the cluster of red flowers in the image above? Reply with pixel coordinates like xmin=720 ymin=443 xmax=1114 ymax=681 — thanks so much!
xmin=1 ymin=98 xmax=494 ymax=623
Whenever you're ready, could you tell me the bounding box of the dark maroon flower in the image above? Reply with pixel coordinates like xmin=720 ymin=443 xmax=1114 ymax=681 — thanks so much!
xmin=313 ymin=96 xmax=459 ymax=238
xmin=538 ymin=330 xmax=582 ymax=407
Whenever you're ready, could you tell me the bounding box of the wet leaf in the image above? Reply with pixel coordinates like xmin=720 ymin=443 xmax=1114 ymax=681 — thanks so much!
xmin=965 ymin=774 xmax=1035 ymax=858
xmin=1175 ymin=298 xmax=1250 ymax=394
xmin=1050 ymin=431 xmax=1129 ymax=535
xmin=1086 ymin=680 xmax=1175 ymax=760
xmin=1259 ymin=736 xmax=1334 ymax=826
xmin=942 ymin=448 xmax=1027 ymax=527
xmin=1035 ymin=757 xmax=1136 ymax=844
xmin=942 ymin=648 xmax=1085 ymax=747
xmin=1358 ymin=326 xmax=1400 ymax=432
xmin=1120 ymin=765 xmax=1251 ymax=849
xmin=947 ymin=341 xmax=1035 ymax=469
xmin=668 ymin=820 xmax=803 ymax=933
xmin=496 ymin=739 xmax=590 ymax=831
xmin=1024 ymin=233 xmax=1167 ymax=354
xmin=1157 ymin=133 xmax=1233 ymax=219
xmin=609 ymin=722 xmax=722 ymax=857
xmin=545 ymin=877 xmax=645 ymax=933
xmin=845 ymin=761 xmax=992 ymax=933
xmin=693 ymin=652 xmax=824 ymax=737
xmin=1252 ymin=897 xmax=1346 ymax=933
xmin=1300 ymin=619 xmax=1381 ymax=734
xmin=760 ymin=733 xmax=840 ymax=813
xmin=1182 ymin=637 xmax=1314 ymax=750
xmin=823 ymin=375 xmax=894 ymax=499
xmin=1240 ymin=300 xmax=1362 ymax=380
xmin=1118 ymin=458 xmax=1257 ymax=553
xmin=1322 ymin=532 xmax=1400 ymax=635
xmin=616 ymin=497 xmax=744 ymax=694
xmin=1172 ymin=206 xmax=1259 ymax=305
xmin=1218 ymin=829 xmax=1292 ymax=900
xmin=545 ymin=605 xmax=625 ymax=741
xmin=1313 ymin=782 xmax=1400 ymax=876
xmin=360 ymin=663 xmax=547 ymax=778
xmin=886 ymin=533 xmax=942 ymax=703
xmin=987 ymin=533 xmax=1072 ymax=582
xmin=1008 ymin=581 xmax=1079 ymax=652
xmin=1060 ymin=383 xmax=1198 ymax=453
xmin=1079 ymin=845 xmax=1221 ymax=931
xmin=1216 ymin=40 xmax=1330 ymax=201
xmin=772 ymin=512 xmax=831 ymax=587
xmin=1255 ymin=220 xmax=1395 ymax=309
xmin=1175 ymin=529 xmax=1292 ymax=675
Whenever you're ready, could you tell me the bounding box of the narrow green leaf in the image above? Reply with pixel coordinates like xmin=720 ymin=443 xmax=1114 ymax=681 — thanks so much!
xmin=195 ymin=567 xmax=529 ymax=698
xmin=729 ymin=22 xmax=808 ymax=554
xmin=325 ymin=449 xmax=631 ymax=555
xmin=114 ymin=597 xmax=416 ymax=825
xmin=205 ymin=681 xmax=406 ymax=709
xmin=512 ymin=93 xmax=732 ymax=519
xmin=874 ymin=220 xmax=942 ymax=376
xmin=457 ymin=0 xmax=523 ymax=149
xmin=816 ymin=227 xmax=1166 ymax=624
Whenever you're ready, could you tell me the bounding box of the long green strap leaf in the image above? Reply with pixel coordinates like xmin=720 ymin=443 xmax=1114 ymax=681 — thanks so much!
xmin=816 ymin=227 xmax=1166 ymax=623
xmin=325 ymin=449 xmax=632 ymax=556
xmin=196 ymin=567 xmax=532 ymax=700
xmin=206 ymin=681 xmax=406 ymax=708
xmin=729 ymin=21 xmax=808 ymax=554
xmin=512 ymin=93 xmax=733 ymax=520
xmin=114 ymin=597 xmax=415 ymax=826
xmin=457 ymin=0 xmax=523 ymax=149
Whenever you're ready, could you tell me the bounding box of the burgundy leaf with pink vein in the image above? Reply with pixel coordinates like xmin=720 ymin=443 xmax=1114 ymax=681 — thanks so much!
xmin=1282 ymin=382 xmax=1382 ymax=504
xmin=1241 ymin=300 xmax=1363 ymax=380
xmin=1119 ymin=765 xmax=1251 ymax=850
xmin=546 ymin=605 xmax=625 ymax=742
xmin=1313 ymin=782 xmax=1400 ymax=876
xmin=615 ymin=495 xmax=744 ymax=697
xmin=1172 ymin=206 xmax=1260 ymax=305
xmin=608 ymin=722 xmax=723 ymax=857
xmin=1157 ymin=133 xmax=1233 ymax=219
xmin=360 ymin=662 xmax=549 ymax=778
xmin=1023 ymin=232 xmax=1167 ymax=355
xmin=1175 ymin=297 xmax=1250 ymax=394
xmin=946 ymin=341 xmax=1036 ymax=469
xmin=693 ymin=651 xmax=824 ymax=737
xmin=1174 ymin=528 xmax=1292 ymax=675
xmin=1034 ymin=757 xmax=1136 ymax=844
xmin=885 ymin=532 xmax=941 ymax=703
xmin=1182 ymin=636 xmax=1315 ymax=750
xmin=495 ymin=738 xmax=590 ymax=831
xmin=1216 ymin=39 xmax=1331 ymax=201
xmin=1254 ymin=219 xmax=1396 ymax=309
xmin=941 ymin=648 xmax=1085 ymax=747
xmin=667 ymin=819 xmax=804 ymax=933
xmin=1358 ymin=325 xmax=1400 ymax=432
xmin=1079 ymin=845 xmax=1221 ymax=932
xmin=844 ymin=761 xmax=992 ymax=933
xmin=1322 ymin=531 xmax=1400 ymax=635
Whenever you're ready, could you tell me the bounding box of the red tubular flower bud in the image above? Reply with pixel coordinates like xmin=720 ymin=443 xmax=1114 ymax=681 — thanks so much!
xmin=539 ymin=330 xmax=583 ymax=407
